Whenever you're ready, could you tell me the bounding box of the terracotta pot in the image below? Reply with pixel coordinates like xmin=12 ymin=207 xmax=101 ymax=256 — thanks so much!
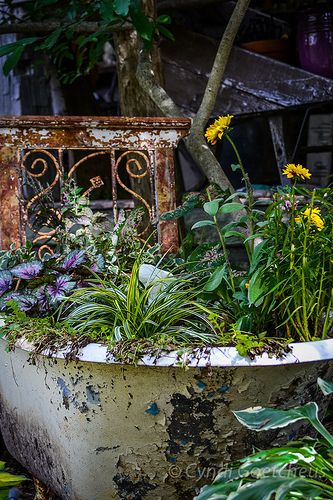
xmin=240 ymin=39 xmax=292 ymax=63
xmin=0 ymin=338 xmax=332 ymax=499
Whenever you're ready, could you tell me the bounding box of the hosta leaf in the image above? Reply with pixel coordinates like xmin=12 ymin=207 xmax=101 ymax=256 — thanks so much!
xmin=11 ymin=261 xmax=43 ymax=280
xmin=228 ymin=476 xmax=322 ymax=500
xmin=0 ymin=271 xmax=13 ymax=295
xmin=317 ymin=377 xmax=333 ymax=396
xmin=196 ymin=480 xmax=241 ymax=500
xmin=47 ymin=275 xmax=76 ymax=302
xmin=62 ymin=250 xmax=86 ymax=270
xmin=233 ymin=402 xmax=319 ymax=431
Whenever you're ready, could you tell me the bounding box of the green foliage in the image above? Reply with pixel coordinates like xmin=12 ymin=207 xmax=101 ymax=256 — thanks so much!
xmin=0 ymin=0 xmax=173 ymax=81
xmin=0 ymin=461 xmax=27 ymax=498
xmin=197 ymin=378 xmax=333 ymax=500
xmin=0 ymin=178 xmax=157 ymax=317
xmin=61 ymin=260 xmax=219 ymax=345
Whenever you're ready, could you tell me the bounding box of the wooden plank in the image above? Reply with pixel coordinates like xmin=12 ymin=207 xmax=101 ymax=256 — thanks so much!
xmin=161 ymin=28 xmax=333 ymax=116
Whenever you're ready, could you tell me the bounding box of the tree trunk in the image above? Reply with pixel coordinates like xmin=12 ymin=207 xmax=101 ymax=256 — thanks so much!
xmin=113 ymin=1 xmax=164 ymax=212
xmin=113 ymin=0 xmax=163 ymax=116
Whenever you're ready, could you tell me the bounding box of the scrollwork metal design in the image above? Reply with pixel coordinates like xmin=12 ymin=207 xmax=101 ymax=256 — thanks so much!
xmin=22 ymin=149 xmax=62 ymax=250
xmin=21 ymin=147 xmax=155 ymax=248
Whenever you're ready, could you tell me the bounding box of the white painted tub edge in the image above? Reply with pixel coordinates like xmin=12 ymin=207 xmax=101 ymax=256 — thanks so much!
xmin=10 ymin=337 xmax=333 ymax=368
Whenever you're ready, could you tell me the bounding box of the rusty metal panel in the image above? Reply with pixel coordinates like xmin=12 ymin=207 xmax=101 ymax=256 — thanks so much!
xmin=155 ymin=148 xmax=179 ymax=253
xmin=0 ymin=116 xmax=190 ymax=149
xmin=0 ymin=116 xmax=191 ymax=252
xmin=0 ymin=147 xmax=23 ymax=250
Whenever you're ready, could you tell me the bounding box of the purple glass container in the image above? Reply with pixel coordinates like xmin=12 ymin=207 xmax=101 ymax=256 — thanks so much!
xmin=297 ymin=8 xmax=333 ymax=79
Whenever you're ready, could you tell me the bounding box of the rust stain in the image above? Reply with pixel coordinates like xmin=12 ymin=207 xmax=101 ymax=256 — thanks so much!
xmin=0 ymin=117 xmax=189 ymax=253
xmin=0 ymin=147 xmax=23 ymax=250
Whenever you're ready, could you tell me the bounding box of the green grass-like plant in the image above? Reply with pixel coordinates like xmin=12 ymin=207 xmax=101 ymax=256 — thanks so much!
xmin=61 ymin=261 xmax=218 ymax=346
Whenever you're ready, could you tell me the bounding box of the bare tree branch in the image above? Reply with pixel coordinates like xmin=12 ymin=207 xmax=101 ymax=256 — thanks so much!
xmin=185 ymin=0 xmax=251 ymax=190
xmin=157 ymin=0 xmax=222 ymax=10
xmin=136 ymin=49 xmax=183 ymax=117
xmin=0 ymin=21 xmax=131 ymax=35
xmin=138 ymin=0 xmax=250 ymax=191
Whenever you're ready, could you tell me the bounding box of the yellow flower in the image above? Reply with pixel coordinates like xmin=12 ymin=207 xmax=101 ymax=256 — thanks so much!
xmin=282 ymin=163 xmax=311 ymax=181
xmin=205 ymin=115 xmax=233 ymax=145
xmin=245 ymin=282 xmax=250 ymax=289
xmin=295 ymin=206 xmax=324 ymax=231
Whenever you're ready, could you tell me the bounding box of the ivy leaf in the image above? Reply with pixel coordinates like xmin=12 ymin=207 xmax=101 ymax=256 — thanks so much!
xmin=11 ymin=261 xmax=43 ymax=280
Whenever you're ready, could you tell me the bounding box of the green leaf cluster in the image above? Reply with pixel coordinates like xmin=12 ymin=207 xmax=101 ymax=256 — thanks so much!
xmin=0 ymin=0 xmax=173 ymax=81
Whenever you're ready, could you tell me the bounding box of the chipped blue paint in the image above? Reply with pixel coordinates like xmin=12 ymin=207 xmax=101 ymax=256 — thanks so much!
xmin=145 ymin=402 xmax=160 ymax=415
xmin=218 ymin=384 xmax=230 ymax=394
xmin=57 ymin=377 xmax=72 ymax=410
xmin=180 ymin=439 xmax=188 ymax=445
xmin=57 ymin=377 xmax=71 ymax=397
xmin=86 ymin=385 xmax=100 ymax=405
xmin=196 ymin=380 xmax=206 ymax=390
xmin=167 ymin=456 xmax=177 ymax=463
xmin=207 ymin=392 xmax=215 ymax=399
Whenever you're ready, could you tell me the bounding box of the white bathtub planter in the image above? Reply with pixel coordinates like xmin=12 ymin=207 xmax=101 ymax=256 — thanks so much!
xmin=0 ymin=336 xmax=332 ymax=500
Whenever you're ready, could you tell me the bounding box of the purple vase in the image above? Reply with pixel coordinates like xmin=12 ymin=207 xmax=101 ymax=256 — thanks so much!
xmin=297 ymin=8 xmax=333 ymax=79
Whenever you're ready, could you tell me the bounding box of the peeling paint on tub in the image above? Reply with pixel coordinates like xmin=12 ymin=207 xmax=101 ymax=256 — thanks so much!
xmin=57 ymin=377 xmax=71 ymax=410
xmin=218 ymin=384 xmax=230 ymax=394
xmin=86 ymin=385 xmax=100 ymax=405
xmin=145 ymin=402 xmax=160 ymax=416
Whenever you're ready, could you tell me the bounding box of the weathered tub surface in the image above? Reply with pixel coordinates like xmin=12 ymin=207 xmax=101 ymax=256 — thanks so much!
xmin=0 ymin=338 xmax=332 ymax=499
